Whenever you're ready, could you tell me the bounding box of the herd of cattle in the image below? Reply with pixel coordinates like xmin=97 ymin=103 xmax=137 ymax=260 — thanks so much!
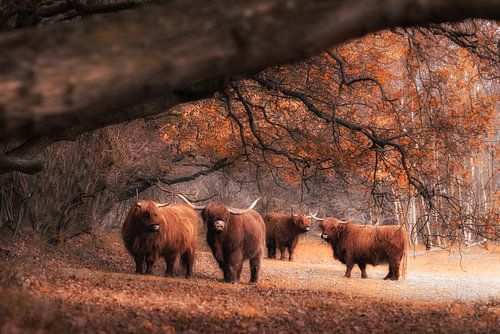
xmin=122 ymin=195 xmax=409 ymax=283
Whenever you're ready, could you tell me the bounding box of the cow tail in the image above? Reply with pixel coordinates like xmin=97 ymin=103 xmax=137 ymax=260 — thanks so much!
xmin=400 ymin=227 xmax=409 ymax=280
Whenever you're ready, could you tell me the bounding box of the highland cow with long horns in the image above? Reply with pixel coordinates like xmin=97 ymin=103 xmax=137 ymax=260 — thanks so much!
xmin=319 ymin=218 xmax=408 ymax=280
xmin=122 ymin=201 xmax=199 ymax=278
xmin=177 ymin=194 xmax=265 ymax=284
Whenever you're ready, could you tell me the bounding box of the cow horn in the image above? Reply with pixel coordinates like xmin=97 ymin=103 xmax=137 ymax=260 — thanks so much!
xmin=175 ymin=194 xmax=206 ymax=210
xmin=310 ymin=212 xmax=325 ymax=221
xmin=306 ymin=210 xmax=318 ymax=219
xmin=227 ymin=197 xmax=262 ymax=215
xmin=156 ymin=202 xmax=170 ymax=208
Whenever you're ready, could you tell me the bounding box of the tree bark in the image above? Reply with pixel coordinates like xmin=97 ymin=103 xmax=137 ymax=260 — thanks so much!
xmin=0 ymin=79 xmax=221 ymax=174
xmin=0 ymin=0 xmax=498 ymax=141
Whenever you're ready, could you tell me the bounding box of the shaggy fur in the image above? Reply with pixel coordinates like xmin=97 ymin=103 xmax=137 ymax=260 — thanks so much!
xmin=319 ymin=218 xmax=408 ymax=280
xmin=122 ymin=201 xmax=199 ymax=278
xmin=264 ymin=212 xmax=311 ymax=261
xmin=202 ymin=202 xmax=266 ymax=283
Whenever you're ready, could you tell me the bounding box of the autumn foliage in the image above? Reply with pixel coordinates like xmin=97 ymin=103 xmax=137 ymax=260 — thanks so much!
xmin=161 ymin=23 xmax=497 ymax=245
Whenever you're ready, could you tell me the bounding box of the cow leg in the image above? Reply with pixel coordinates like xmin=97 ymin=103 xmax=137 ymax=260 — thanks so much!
xmin=279 ymin=244 xmax=287 ymax=261
xmin=390 ymin=259 xmax=400 ymax=281
xmin=287 ymin=246 xmax=294 ymax=261
xmin=223 ymin=267 xmax=229 ymax=282
xmin=270 ymin=246 xmax=276 ymax=259
xmin=164 ymin=254 xmax=176 ymax=277
xmin=217 ymin=259 xmax=225 ymax=272
xmin=384 ymin=262 xmax=395 ymax=280
xmin=344 ymin=258 xmax=354 ymax=278
xmin=237 ymin=261 xmax=244 ymax=281
xmin=146 ymin=259 xmax=155 ymax=275
xmin=383 ymin=269 xmax=393 ymax=280
xmin=181 ymin=247 xmax=195 ymax=279
xmin=267 ymin=242 xmax=276 ymax=259
xmin=358 ymin=263 xmax=368 ymax=279
xmin=288 ymin=238 xmax=298 ymax=261
xmin=249 ymin=256 xmax=261 ymax=284
xmin=145 ymin=255 xmax=155 ymax=275
xmin=134 ymin=254 xmax=144 ymax=274
xmin=224 ymin=251 xmax=243 ymax=283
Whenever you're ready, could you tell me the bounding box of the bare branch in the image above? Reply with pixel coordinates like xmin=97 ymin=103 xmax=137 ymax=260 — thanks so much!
xmin=118 ymin=156 xmax=236 ymax=200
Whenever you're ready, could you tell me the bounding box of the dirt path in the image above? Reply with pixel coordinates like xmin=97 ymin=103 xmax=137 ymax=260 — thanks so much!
xmin=0 ymin=230 xmax=498 ymax=333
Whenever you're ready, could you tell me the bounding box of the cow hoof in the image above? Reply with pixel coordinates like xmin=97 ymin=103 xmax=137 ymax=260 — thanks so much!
xmin=224 ymin=279 xmax=239 ymax=284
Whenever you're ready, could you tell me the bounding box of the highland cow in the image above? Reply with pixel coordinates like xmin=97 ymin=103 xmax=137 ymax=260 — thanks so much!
xmin=319 ymin=218 xmax=408 ymax=280
xmin=264 ymin=212 xmax=313 ymax=261
xmin=122 ymin=201 xmax=199 ymax=278
xmin=177 ymin=194 xmax=265 ymax=284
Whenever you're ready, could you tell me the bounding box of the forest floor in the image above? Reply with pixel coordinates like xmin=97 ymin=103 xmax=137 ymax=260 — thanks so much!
xmin=0 ymin=229 xmax=499 ymax=333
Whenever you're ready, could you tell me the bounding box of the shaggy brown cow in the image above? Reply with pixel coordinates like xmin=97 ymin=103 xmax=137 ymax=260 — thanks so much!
xmin=177 ymin=194 xmax=265 ymax=284
xmin=122 ymin=200 xmax=199 ymax=278
xmin=319 ymin=218 xmax=408 ymax=280
xmin=264 ymin=212 xmax=313 ymax=261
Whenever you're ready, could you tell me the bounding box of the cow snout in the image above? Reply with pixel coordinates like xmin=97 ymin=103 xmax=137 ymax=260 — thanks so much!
xmin=305 ymin=226 xmax=310 ymax=231
xmin=321 ymin=234 xmax=328 ymax=240
xmin=148 ymin=224 xmax=160 ymax=232
xmin=214 ymin=220 xmax=225 ymax=232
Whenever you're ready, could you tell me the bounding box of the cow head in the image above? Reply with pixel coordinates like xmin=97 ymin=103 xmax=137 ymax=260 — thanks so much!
xmin=134 ymin=201 xmax=168 ymax=233
xmin=176 ymin=194 xmax=261 ymax=234
xmin=291 ymin=214 xmax=311 ymax=233
xmin=202 ymin=203 xmax=231 ymax=234
xmin=319 ymin=218 xmax=346 ymax=242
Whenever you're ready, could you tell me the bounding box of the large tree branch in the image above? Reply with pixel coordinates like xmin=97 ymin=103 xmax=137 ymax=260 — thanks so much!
xmin=0 ymin=78 xmax=222 ymax=174
xmin=0 ymin=0 xmax=498 ymax=142
xmin=0 ymin=154 xmax=43 ymax=174
xmin=0 ymin=0 xmax=154 ymax=31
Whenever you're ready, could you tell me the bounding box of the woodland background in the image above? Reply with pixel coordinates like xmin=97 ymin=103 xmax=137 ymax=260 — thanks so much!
xmin=0 ymin=1 xmax=498 ymax=249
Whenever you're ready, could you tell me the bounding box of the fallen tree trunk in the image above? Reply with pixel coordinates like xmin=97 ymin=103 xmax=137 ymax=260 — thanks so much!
xmin=0 ymin=0 xmax=498 ymax=142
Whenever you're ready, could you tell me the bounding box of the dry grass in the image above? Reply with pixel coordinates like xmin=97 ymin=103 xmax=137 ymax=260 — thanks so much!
xmin=0 ymin=229 xmax=498 ymax=333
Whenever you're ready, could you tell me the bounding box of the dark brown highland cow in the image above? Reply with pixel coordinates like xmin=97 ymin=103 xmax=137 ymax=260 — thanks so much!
xmin=264 ymin=212 xmax=313 ymax=261
xmin=122 ymin=201 xmax=199 ymax=277
xmin=177 ymin=194 xmax=265 ymax=284
xmin=319 ymin=218 xmax=409 ymax=280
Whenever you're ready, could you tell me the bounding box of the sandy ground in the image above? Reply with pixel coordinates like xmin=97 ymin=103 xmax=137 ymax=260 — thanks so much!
xmin=0 ymin=229 xmax=498 ymax=333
